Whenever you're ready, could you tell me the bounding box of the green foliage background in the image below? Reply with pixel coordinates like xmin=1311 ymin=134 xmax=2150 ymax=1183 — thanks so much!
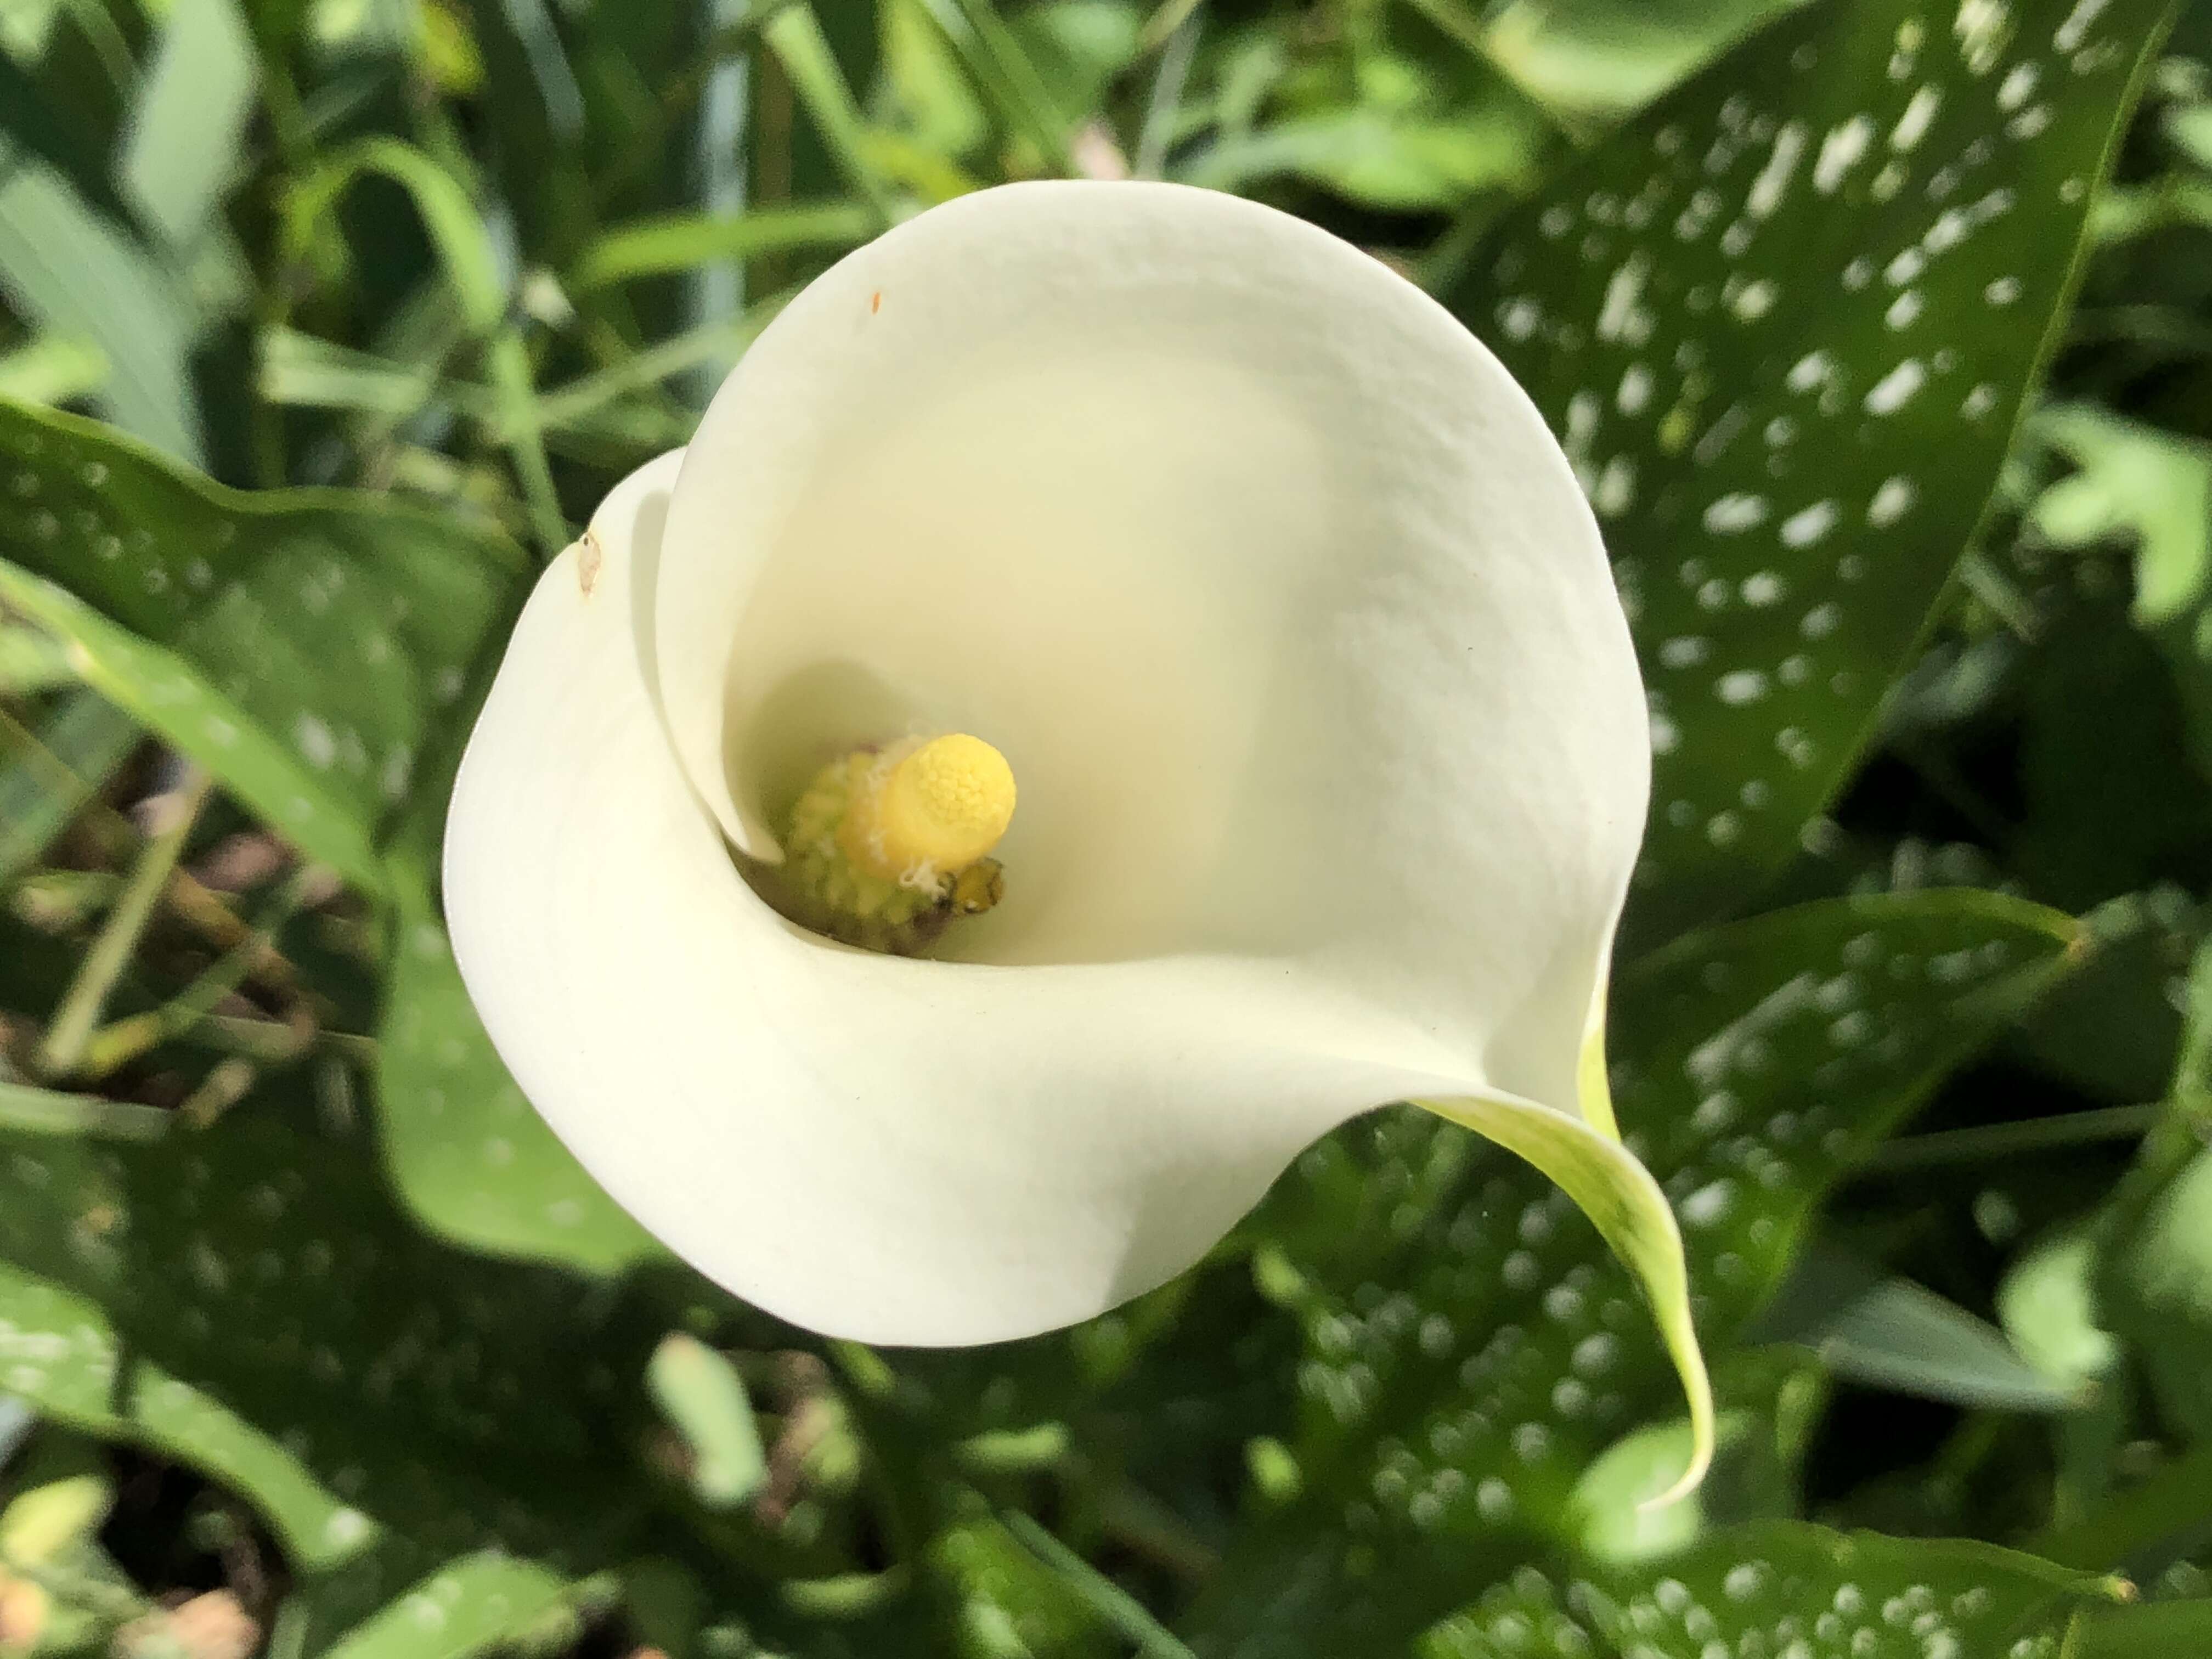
xmin=3 ymin=0 xmax=2212 ymax=1655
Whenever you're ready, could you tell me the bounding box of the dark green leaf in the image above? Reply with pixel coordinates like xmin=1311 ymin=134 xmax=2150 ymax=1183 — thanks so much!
xmin=1195 ymin=893 xmax=2074 ymax=1651
xmin=0 ymin=1085 xmax=656 ymax=1651
xmin=316 ymin=1553 xmax=573 ymax=1659
xmin=2078 ymin=1598 xmax=2212 ymax=1657
xmin=1451 ymin=0 xmax=2174 ymax=936
xmin=0 ymin=402 xmax=523 ymax=893
xmin=1426 ymin=1523 xmax=2120 ymax=1659
xmin=376 ymin=866 xmax=657 ymax=1274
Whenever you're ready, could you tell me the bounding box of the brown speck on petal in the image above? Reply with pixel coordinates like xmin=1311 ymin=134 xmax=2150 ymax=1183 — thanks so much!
xmin=870 ymin=291 xmax=882 ymax=314
xmin=577 ymin=529 xmax=603 ymax=596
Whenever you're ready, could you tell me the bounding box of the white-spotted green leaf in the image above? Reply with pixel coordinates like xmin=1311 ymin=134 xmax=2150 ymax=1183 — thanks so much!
xmin=0 ymin=401 xmax=524 ymax=894
xmin=0 ymin=1084 xmax=652 ymax=1650
xmin=1423 ymin=1523 xmax=2122 ymax=1659
xmin=2076 ymin=1599 xmax=2212 ymax=1657
xmin=0 ymin=1261 xmax=371 ymax=1573
xmin=379 ymin=863 xmax=657 ymax=1276
xmin=1450 ymin=0 xmax=2175 ymax=936
xmin=1205 ymin=893 xmax=2074 ymax=1652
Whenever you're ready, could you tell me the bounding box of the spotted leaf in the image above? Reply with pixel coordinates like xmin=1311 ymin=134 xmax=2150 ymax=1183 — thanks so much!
xmin=316 ymin=1552 xmax=573 ymax=1659
xmin=1206 ymin=893 xmax=2074 ymax=1652
xmin=0 ymin=1260 xmax=366 ymax=1573
xmin=0 ymin=400 xmax=524 ymax=894
xmin=1451 ymin=0 xmax=2175 ymax=936
xmin=377 ymin=862 xmax=657 ymax=1276
xmin=0 ymin=1075 xmax=647 ymax=1649
xmin=1424 ymin=1525 xmax=2120 ymax=1659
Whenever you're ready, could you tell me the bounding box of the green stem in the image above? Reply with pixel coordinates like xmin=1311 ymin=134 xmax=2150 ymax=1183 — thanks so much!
xmin=185 ymin=1012 xmax=375 ymax=1066
xmin=0 ymin=1079 xmax=170 ymax=1141
xmin=1137 ymin=0 xmax=1203 ymax=53
xmin=1870 ymin=1105 xmax=2163 ymax=1171
xmin=528 ymin=299 xmax=791 ymax=431
xmin=37 ymin=771 xmax=213 ymax=1081
xmin=1001 ymin=1510 xmax=1198 ymax=1659
xmin=915 ymin=0 xmax=1074 ymax=176
xmin=0 ymin=694 xmax=143 ymax=887
xmin=78 ymin=865 xmax=326 ymax=1079
xmin=484 ymin=331 xmax=571 ymax=557
xmin=1958 ymin=547 xmax=2044 ymax=642
xmin=1133 ymin=10 xmax=1199 ymax=180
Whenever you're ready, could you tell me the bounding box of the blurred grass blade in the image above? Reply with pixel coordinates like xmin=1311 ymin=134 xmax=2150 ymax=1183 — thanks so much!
xmin=1002 ymin=1511 xmax=1198 ymax=1659
xmin=0 ymin=333 xmax=108 ymax=405
xmin=289 ymin=140 xmax=506 ymax=335
xmin=0 ymin=148 xmax=204 ymax=462
xmin=0 ymin=46 xmax=124 ymax=218
xmin=571 ymin=202 xmax=874 ymax=291
xmin=1475 ymin=0 xmax=1801 ymax=123
xmin=765 ymin=5 xmax=903 ymax=221
xmin=0 ymin=624 xmax=72 ymax=692
xmin=1182 ymin=107 xmax=1543 ymax=211
xmin=37 ymin=769 xmax=211 ymax=1080
xmin=528 ymin=298 xmax=790 ymax=434
xmin=115 ymin=0 xmax=258 ymax=251
xmin=0 ymin=1081 xmax=169 ymax=1141
xmin=946 ymin=0 xmax=1075 ymax=169
xmin=284 ymin=143 xmax=565 ymax=550
xmin=482 ymin=331 xmax=568 ymax=553
xmin=0 ymin=693 xmax=140 ymax=887
xmin=915 ymin=0 xmax=1074 ymax=173
xmin=1758 ymin=1251 xmax=2081 ymax=1411
xmin=259 ymin=328 xmax=453 ymax=421
xmin=80 ymin=864 xmax=322 ymax=1078
xmin=493 ymin=0 xmax=584 ymax=139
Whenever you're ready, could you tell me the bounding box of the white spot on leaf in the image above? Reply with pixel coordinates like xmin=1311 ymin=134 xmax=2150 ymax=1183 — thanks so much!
xmin=1864 ymin=359 xmax=1927 ymax=414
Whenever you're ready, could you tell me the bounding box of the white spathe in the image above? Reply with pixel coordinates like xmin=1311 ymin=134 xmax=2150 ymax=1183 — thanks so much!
xmin=444 ymin=180 xmax=1707 ymax=1483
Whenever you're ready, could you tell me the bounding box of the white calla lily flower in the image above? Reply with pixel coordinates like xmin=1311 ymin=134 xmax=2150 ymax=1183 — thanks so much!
xmin=445 ymin=180 xmax=1712 ymax=1496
